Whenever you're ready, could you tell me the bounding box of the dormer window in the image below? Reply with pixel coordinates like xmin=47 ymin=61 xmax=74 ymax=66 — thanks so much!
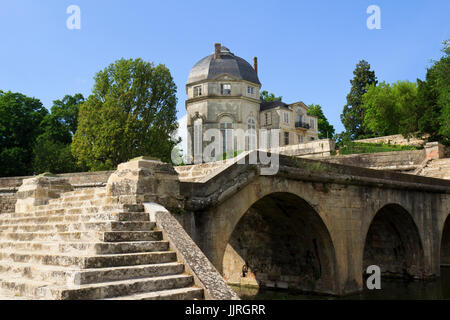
xmin=221 ymin=84 xmax=232 ymax=95
xmin=193 ymin=86 xmax=202 ymax=97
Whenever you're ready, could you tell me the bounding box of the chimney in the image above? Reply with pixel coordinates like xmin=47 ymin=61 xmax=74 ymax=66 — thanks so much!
xmin=214 ymin=43 xmax=221 ymax=59
xmin=253 ymin=57 xmax=258 ymax=74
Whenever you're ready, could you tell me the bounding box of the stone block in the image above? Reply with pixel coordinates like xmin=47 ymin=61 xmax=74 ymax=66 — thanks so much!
xmin=425 ymin=142 xmax=445 ymax=160
xmin=106 ymin=157 xmax=183 ymax=208
xmin=15 ymin=175 xmax=73 ymax=214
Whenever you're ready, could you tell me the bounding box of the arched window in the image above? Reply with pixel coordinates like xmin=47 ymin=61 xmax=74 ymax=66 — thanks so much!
xmin=220 ymin=117 xmax=234 ymax=155
xmin=193 ymin=118 xmax=203 ymax=162
xmin=247 ymin=117 xmax=257 ymax=151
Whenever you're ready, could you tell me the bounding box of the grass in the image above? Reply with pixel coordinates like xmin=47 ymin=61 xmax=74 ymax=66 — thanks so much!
xmin=217 ymin=150 xmax=243 ymax=161
xmin=338 ymin=142 xmax=420 ymax=155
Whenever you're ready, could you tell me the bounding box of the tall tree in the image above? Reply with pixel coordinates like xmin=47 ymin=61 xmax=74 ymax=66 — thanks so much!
xmin=417 ymin=40 xmax=449 ymax=144
xmin=260 ymin=90 xmax=282 ymax=102
xmin=72 ymin=58 xmax=179 ymax=170
xmin=341 ymin=60 xmax=377 ymax=140
xmin=0 ymin=91 xmax=48 ymax=177
xmin=307 ymin=104 xmax=335 ymax=139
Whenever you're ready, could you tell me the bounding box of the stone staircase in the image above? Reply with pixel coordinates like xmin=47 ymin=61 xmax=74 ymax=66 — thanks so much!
xmin=0 ymin=187 xmax=204 ymax=300
xmin=417 ymin=158 xmax=450 ymax=180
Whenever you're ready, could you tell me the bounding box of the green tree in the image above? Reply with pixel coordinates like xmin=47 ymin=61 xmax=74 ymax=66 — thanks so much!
xmin=33 ymin=139 xmax=79 ymax=174
xmin=260 ymin=90 xmax=282 ymax=102
xmin=32 ymin=94 xmax=85 ymax=174
xmin=307 ymin=104 xmax=335 ymax=139
xmin=0 ymin=91 xmax=48 ymax=176
xmin=51 ymin=94 xmax=84 ymax=135
xmin=72 ymin=58 xmax=179 ymax=170
xmin=417 ymin=40 xmax=449 ymax=144
xmin=341 ymin=60 xmax=377 ymax=139
xmin=362 ymin=81 xmax=419 ymax=137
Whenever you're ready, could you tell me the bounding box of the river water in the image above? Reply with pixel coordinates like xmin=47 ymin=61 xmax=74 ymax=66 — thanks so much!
xmin=231 ymin=267 xmax=450 ymax=300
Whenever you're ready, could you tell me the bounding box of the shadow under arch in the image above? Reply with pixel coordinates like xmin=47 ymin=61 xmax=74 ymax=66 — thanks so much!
xmin=363 ymin=203 xmax=425 ymax=279
xmin=222 ymin=192 xmax=338 ymax=295
xmin=440 ymin=215 xmax=450 ymax=267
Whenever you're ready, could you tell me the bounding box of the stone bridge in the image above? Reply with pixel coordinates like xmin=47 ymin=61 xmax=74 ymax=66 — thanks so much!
xmin=176 ymin=152 xmax=450 ymax=295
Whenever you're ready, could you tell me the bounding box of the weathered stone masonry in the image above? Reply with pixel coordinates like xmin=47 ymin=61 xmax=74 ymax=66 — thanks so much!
xmin=1 ymin=152 xmax=449 ymax=298
xmin=178 ymin=153 xmax=450 ymax=295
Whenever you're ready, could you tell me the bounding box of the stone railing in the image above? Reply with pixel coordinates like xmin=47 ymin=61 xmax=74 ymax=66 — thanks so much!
xmin=144 ymin=203 xmax=239 ymax=300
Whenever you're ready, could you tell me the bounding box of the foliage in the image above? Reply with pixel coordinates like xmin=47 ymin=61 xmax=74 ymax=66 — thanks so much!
xmin=260 ymin=90 xmax=282 ymax=102
xmin=32 ymin=94 xmax=85 ymax=174
xmin=218 ymin=150 xmax=243 ymax=161
xmin=362 ymin=81 xmax=419 ymax=137
xmin=340 ymin=60 xmax=377 ymax=140
xmin=416 ymin=41 xmax=449 ymax=145
xmin=338 ymin=142 xmax=419 ymax=155
xmin=307 ymin=104 xmax=335 ymax=139
xmin=72 ymin=58 xmax=179 ymax=170
xmin=51 ymin=94 xmax=85 ymax=135
xmin=33 ymin=139 xmax=80 ymax=174
xmin=0 ymin=91 xmax=48 ymax=176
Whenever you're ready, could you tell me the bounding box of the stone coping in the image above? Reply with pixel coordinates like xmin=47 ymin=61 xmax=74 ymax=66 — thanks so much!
xmin=143 ymin=203 xmax=239 ymax=300
xmin=181 ymin=151 xmax=450 ymax=207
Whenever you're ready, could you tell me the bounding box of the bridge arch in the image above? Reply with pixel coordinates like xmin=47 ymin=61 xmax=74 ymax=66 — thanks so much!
xmin=362 ymin=203 xmax=425 ymax=279
xmin=219 ymin=186 xmax=338 ymax=294
xmin=440 ymin=214 xmax=450 ymax=267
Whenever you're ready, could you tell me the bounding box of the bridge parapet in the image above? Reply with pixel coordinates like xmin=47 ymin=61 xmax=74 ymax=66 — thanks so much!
xmin=181 ymin=151 xmax=450 ymax=211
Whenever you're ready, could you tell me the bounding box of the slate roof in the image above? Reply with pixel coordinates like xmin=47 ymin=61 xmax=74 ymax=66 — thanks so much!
xmin=260 ymin=100 xmax=290 ymax=111
xmin=187 ymin=46 xmax=261 ymax=85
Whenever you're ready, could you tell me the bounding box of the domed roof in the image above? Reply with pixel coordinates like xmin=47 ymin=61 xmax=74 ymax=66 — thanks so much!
xmin=187 ymin=45 xmax=260 ymax=85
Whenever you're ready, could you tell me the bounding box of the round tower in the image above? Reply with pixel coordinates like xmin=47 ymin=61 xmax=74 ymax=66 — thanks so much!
xmin=186 ymin=43 xmax=261 ymax=163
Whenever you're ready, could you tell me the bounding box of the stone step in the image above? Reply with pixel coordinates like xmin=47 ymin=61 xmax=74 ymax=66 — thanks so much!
xmin=0 ymin=221 xmax=155 ymax=233
xmin=0 ymin=261 xmax=185 ymax=285
xmin=12 ymin=206 xmax=120 ymax=218
xmin=103 ymin=231 xmax=163 ymax=242
xmin=105 ymin=287 xmax=204 ymax=300
xmin=0 ymin=240 xmax=169 ymax=255
xmin=33 ymin=201 xmax=120 ymax=212
xmin=0 ymin=274 xmax=195 ymax=299
xmin=75 ymin=263 xmax=185 ymax=285
xmin=59 ymin=188 xmax=105 ymax=196
xmin=48 ymin=193 xmax=107 ymax=205
xmin=0 ymin=230 xmax=163 ymax=242
xmin=7 ymin=204 xmax=144 ymax=219
xmin=0 ymin=212 xmax=150 ymax=226
xmin=0 ymin=251 xmax=177 ymax=268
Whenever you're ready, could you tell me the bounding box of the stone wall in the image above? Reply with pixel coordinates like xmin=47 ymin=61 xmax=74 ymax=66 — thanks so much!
xmin=0 ymin=192 xmax=17 ymax=214
xmin=355 ymin=134 xmax=428 ymax=147
xmin=320 ymin=150 xmax=426 ymax=172
xmin=275 ymin=139 xmax=335 ymax=158
xmin=0 ymin=171 xmax=114 ymax=214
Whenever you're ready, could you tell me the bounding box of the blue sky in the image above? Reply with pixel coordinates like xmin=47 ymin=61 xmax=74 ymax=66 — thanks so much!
xmin=0 ymin=0 xmax=448 ymax=137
